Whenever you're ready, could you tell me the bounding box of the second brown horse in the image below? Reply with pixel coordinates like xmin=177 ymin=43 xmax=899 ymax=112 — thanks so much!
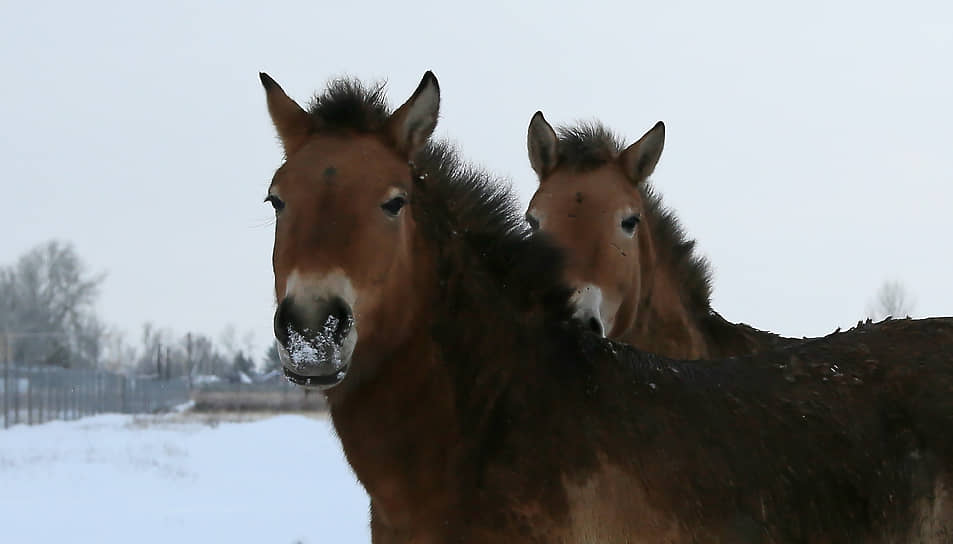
xmin=527 ymin=113 xmax=796 ymax=359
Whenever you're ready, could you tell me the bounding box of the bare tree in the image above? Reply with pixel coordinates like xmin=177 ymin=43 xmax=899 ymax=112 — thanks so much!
xmin=0 ymin=240 xmax=106 ymax=367
xmin=100 ymin=327 xmax=137 ymax=373
xmin=134 ymin=322 xmax=180 ymax=377
xmin=866 ymin=280 xmax=915 ymax=320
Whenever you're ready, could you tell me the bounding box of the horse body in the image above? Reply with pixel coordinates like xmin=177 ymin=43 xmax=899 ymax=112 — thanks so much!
xmin=258 ymin=72 xmax=953 ymax=542
xmin=576 ymin=317 xmax=953 ymax=543
xmin=439 ymin=315 xmax=953 ymax=543
xmin=357 ymin=309 xmax=953 ymax=542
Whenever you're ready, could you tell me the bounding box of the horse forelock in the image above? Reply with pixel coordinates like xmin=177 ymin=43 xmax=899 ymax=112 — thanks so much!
xmin=555 ymin=122 xmax=625 ymax=172
xmin=306 ymin=77 xmax=391 ymax=133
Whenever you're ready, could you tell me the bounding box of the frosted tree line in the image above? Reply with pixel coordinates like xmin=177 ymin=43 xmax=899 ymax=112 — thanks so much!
xmin=0 ymin=240 xmax=279 ymax=381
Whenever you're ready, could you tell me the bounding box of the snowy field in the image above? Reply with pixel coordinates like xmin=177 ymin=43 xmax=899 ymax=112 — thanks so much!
xmin=0 ymin=412 xmax=370 ymax=543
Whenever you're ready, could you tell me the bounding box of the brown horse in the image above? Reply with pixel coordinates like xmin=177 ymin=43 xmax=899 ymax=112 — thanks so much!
xmin=260 ymin=71 xmax=953 ymax=543
xmin=527 ymin=113 xmax=795 ymax=360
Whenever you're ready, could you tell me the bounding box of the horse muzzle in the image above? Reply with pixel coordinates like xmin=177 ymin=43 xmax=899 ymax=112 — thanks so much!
xmin=569 ymin=284 xmax=607 ymax=337
xmin=274 ymin=295 xmax=357 ymax=390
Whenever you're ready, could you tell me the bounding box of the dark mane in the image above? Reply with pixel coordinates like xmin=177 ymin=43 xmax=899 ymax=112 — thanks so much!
xmin=555 ymin=122 xmax=626 ymax=171
xmin=307 ymin=78 xmax=390 ymax=133
xmin=412 ymin=141 xmax=574 ymax=320
xmin=405 ymin=142 xmax=582 ymax=476
xmin=641 ymin=185 xmax=714 ymax=316
xmin=557 ymin=121 xmax=714 ymax=317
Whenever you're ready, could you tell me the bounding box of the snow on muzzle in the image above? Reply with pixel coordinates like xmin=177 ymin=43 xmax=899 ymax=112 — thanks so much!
xmin=274 ymin=296 xmax=356 ymax=390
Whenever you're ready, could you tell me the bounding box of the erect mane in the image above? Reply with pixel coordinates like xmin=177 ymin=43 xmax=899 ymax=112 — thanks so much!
xmin=306 ymin=77 xmax=390 ymax=133
xmin=557 ymin=121 xmax=714 ymax=317
xmin=641 ymin=185 xmax=714 ymax=316
xmin=555 ymin=122 xmax=627 ymax=171
xmin=407 ymin=141 xmax=580 ymax=477
xmin=411 ymin=140 xmax=573 ymax=320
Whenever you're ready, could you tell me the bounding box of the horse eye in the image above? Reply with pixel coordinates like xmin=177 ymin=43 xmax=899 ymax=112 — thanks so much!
xmin=621 ymin=214 xmax=640 ymax=234
xmin=526 ymin=213 xmax=540 ymax=231
xmin=264 ymin=195 xmax=285 ymax=213
xmin=381 ymin=196 xmax=407 ymax=217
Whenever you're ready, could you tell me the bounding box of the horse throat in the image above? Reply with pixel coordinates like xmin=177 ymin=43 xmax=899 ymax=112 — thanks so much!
xmin=325 ymin=242 xmax=463 ymax=533
xmin=329 ymin=335 xmax=461 ymax=531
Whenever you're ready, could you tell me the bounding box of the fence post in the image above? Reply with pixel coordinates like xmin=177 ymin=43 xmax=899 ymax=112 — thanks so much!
xmin=41 ymin=369 xmax=49 ymax=424
xmin=3 ymin=347 xmax=8 ymax=429
xmin=75 ymin=374 xmax=81 ymax=418
xmin=27 ymin=371 xmax=33 ymax=426
xmin=13 ymin=367 xmax=20 ymax=426
xmin=85 ymin=373 xmax=91 ymax=416
xmin=38 ymin=369 xmax=44 ymax=424
xmin=58 ymin=379 xmax=64 ymax=420
xmin=52 ymin=376 xmax=58 ymax=421
xmin=120 ymin=376 xmax=127 ymax=414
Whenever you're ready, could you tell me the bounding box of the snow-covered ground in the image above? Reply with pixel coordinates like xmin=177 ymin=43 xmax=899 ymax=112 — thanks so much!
xmin=0 ymin=412 xmax=370 ymax=543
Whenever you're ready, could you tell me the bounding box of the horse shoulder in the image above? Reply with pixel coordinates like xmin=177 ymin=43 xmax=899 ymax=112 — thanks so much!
xmin=558 ymin=460 xmax=689 ymax=543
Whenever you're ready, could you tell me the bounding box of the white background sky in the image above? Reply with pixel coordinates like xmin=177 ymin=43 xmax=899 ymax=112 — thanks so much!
xmin=2 ymin=0 xmax=951 ymax=358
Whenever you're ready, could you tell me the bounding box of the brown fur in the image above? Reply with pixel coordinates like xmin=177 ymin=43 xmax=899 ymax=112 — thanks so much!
xmin=261 ymin=74 xmax=953 ymax=542
xmin=528 ymin=118 xmax=793 ymax=359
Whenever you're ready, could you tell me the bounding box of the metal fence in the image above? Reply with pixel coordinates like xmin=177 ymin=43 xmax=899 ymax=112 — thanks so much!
xmin=1 ymin=364 xmax=190 ymax=429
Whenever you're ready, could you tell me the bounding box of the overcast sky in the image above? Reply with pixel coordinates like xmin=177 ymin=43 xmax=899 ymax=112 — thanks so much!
xmin=2 ymin=0 xmax=951 ymax=358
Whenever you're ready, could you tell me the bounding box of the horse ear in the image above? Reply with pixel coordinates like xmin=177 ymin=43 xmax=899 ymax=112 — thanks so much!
xmin=527 ymin=111 xmax=559 ymax=180
xmin=260 ymin=73 xmax=312 ymax=157
xmin=389 ymin=71 xmax=440 ymax=157
xmin=619 ymin=121 xmax=665 ymax=184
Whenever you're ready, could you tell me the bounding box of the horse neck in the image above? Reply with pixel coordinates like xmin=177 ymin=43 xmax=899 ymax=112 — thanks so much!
xmin=326 ymin=244 xmax=463 ymax=533
xmin=616 ymin=221 xmax=711 ymax=360
xmin=617 ymin=223 xmax=783 ymax=360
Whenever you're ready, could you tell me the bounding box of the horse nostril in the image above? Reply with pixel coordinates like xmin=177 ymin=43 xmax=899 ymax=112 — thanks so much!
xmin=326 ymin=297 xmax=354 ymax=343
xmin=274 ymin=298 xmax=295 ymax=345
xmin=588 ymin=317 xmax=604 ymax=336
xmin=274 ymin=296 xmax=354 ymax=347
